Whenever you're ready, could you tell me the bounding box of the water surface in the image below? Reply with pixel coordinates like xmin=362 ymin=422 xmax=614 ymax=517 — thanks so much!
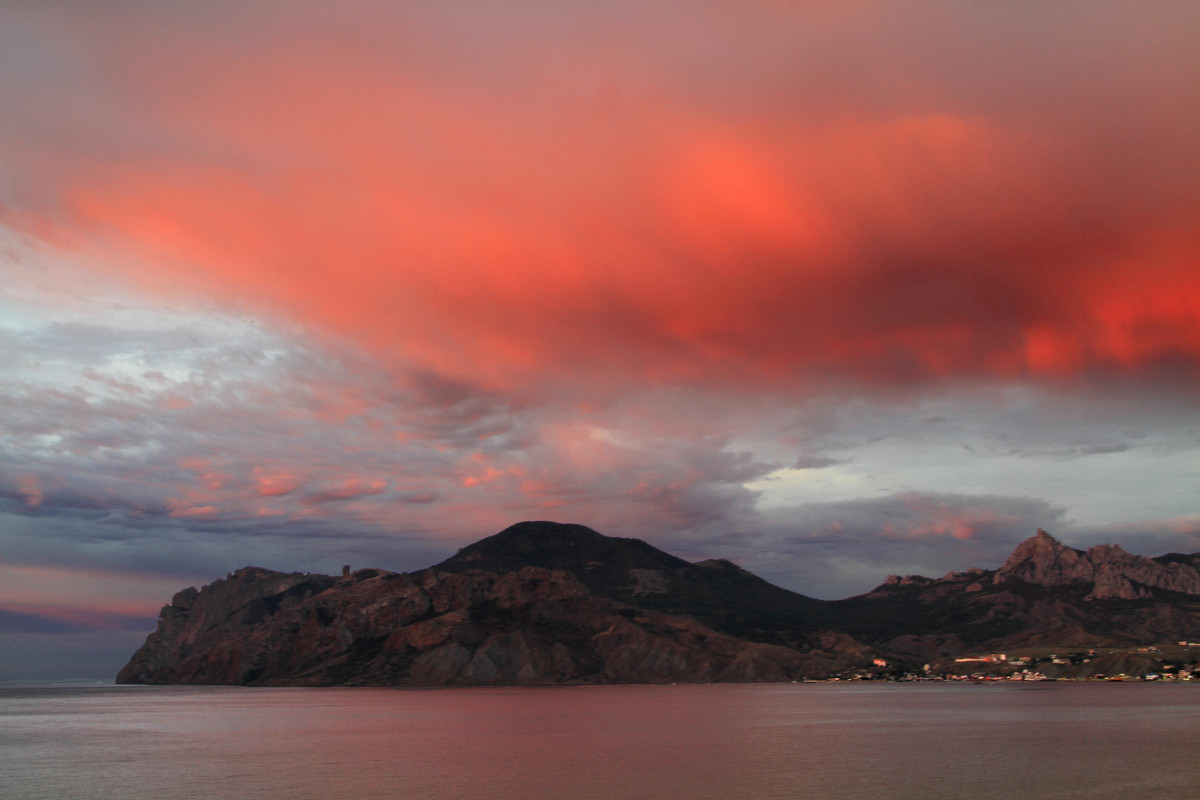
xmin=2 ymin=682 xmax=1197 ymax=799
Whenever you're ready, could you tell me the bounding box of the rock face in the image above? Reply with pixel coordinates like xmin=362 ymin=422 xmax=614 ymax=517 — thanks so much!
xmin=118 ymin=522 xmax=1200 ymax=684
xmin=995 ymin=528 xmax=1200 ymax=599
xmin=117 ymin=562 xmax=834 ymax=686
xmin=836 ymin=529 xmax=1200 ymax=663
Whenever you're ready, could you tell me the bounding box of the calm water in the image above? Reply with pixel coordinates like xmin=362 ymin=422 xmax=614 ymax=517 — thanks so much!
xmin=2 ymin=682 xmax=1198 ymax=799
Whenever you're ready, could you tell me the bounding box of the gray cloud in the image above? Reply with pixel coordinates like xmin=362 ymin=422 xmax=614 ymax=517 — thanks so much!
xmin=3 ymin=303 xmax=1197 ymax=602
xmin=660 ymin=491 xmax=1070 ymax=600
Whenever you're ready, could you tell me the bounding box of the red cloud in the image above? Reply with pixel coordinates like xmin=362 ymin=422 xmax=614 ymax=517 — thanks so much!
xmin=300 ymin=478 xmax=389 ymax=506
xmin=6 ymin=3 xmax=1199 ymax=398
xmin=253 ymin=468 xmax=302 ymax=498
xmin=893 ymin=493 xmax=1020 ymax=542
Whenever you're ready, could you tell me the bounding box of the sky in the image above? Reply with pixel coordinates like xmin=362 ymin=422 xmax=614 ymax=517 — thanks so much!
xmin=2 ymin=1 xmax=1198 ymax=679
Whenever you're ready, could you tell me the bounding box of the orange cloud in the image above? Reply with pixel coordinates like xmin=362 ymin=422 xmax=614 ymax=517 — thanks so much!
xmin=6 ymin=2 xmax=1199 ymax=398
xmin=889 ymin=494 xmax=1019 ymax=542
xmin=253 ymin=468 xmax=302 ymax=497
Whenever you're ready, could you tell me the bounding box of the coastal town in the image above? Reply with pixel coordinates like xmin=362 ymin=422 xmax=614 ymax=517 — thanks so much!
xmin=831 ymin=643 xmax=1200 ymax=682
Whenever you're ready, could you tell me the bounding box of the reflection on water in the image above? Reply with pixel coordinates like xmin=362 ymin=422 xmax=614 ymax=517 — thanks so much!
xmin=2 ymin=682 xmax=1198 ymax=800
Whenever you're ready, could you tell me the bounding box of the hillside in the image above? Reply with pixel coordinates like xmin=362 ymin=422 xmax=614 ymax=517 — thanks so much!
xmin=117 ymin=523 xmax=1200 ymax=685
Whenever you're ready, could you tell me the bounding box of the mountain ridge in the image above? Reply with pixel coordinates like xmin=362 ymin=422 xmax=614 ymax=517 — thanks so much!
xmin=434 ymin=521 xmax=835 ymax=645
xmin=117 ymin=522 xmax=1200 ymax=685
xmin=993 ymin=528 xmax=1200 ymax=599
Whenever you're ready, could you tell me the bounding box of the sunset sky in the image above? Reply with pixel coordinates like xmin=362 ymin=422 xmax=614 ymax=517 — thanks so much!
xmin=2 ymin=1 xmax=1199 ymax=679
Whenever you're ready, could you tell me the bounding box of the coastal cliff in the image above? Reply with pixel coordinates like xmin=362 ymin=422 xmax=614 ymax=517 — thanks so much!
xmin=118 ymin=522 xmax=1200 ymax=684
xmin=117 ymin=560 xmax=839 ymax=686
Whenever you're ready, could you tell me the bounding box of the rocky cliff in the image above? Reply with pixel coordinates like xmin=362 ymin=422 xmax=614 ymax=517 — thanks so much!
xmin=117 ymin=561 xmax=840 ymax=686
xmin=994 ymin=528 xmax=1200 ymax=599
xmin=835 ymin=529 xmax=1200 ymax=664
xmin=118 ymin=522 xmax=1200 ymax=684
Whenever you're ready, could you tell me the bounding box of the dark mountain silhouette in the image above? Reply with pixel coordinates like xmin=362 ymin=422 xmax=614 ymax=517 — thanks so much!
xmin=118 ymin=523 xmax=1200 ymax=685
xmin=434 ymin=521 xmax=836 ymax=647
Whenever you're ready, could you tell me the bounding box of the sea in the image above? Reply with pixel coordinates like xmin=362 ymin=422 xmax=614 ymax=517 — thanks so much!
xmin=2 ymin=681 xmax=1197 ymax=800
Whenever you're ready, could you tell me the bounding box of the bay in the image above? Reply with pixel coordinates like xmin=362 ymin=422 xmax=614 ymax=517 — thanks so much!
xmin=2 ymin=682 xmax=1197 ymax=799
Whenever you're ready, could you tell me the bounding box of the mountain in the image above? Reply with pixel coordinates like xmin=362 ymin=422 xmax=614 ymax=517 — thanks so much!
xmin=994 ymin=528 xmax=1200 ymax=599
xmin=117 ymin=523 xmax=1200 ymax=685
xmin=834 ymin=529 xmax=1200 ymax=666
xmin=115 ymin=560 xmax=844 ymax=687
xmin=433 ymin=521 xmax=836 ymax=647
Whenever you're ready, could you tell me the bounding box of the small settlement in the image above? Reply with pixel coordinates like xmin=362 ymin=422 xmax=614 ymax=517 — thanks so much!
xmin=824 ymin=643 xmax=1200 ymax=682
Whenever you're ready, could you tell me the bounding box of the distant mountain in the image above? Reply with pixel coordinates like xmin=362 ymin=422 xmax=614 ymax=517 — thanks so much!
xmin=834 ymin=529 xmax=1200 ymax=665
xmin=117 ymin=523 xmax=1200 ymax=685
xmin=994 ymin=528 xmax=1200 ymax=598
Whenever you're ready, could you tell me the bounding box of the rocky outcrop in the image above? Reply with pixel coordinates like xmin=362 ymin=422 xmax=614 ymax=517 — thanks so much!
xmin=882 ymin=574 xmax=935 ymax=588
xmin=838 ymin=529 xmax=1200 ymax=662
xmin=995 ymin=529 xmax=1200 ymax=599
xmin=117 ymin=563 xmax=837 ymax=686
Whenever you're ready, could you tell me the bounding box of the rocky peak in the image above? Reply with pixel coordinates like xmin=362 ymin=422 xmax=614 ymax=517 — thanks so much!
xmin=996 ymin=529 xmax=1200 ymax=600
xmin=996 ymin=529 xmax=1085 ymax=585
